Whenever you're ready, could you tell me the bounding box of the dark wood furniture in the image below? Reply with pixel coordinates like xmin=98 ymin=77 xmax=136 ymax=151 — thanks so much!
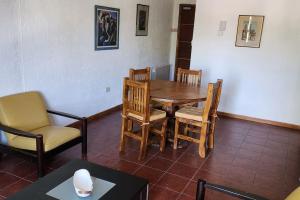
xmin=120 ymin=78 xmax=168 ymax=160
xmin=196 ymin=179 xmax=269 ymax=200
xmin=0 ymin=92 xmax=87 ymax=177
xmin=174 ymin=4 xmax=196 ymax=79
xmin=7 ymin=159 xmax=149 ymax=200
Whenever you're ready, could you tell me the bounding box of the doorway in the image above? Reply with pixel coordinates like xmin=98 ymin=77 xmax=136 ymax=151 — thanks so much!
xmin=174 ymin=4 xmax=196 ymax=80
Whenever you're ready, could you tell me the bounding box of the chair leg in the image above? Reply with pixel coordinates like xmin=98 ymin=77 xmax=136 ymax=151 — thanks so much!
xmin=139 ymin=125 xmax=149 ymax=161
xmin=36 ymin=135 xmax=44 ymax=177
xmin=173 ymin=119 xmax=180 ymax=150
xmin=160 ymin=118 xmax=168 ymax=152
xmin=82 ymin=117 xmax=88 ymax=160
xmin=208 ymin=118 xmax=216 ymax=149
xmin=119 ymin=118 xmax=127 ymax=153
xmin=199 ymin=124 xmax=208 ymax=158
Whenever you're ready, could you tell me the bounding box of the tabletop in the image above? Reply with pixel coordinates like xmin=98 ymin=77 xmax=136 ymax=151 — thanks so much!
xmin=150 ymin=80 xmax=206 ymax=106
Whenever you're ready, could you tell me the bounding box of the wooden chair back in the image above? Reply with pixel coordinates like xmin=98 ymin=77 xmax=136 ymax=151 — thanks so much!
xmin=210 ymin=79 xmax=223 ymax=117
xmin=177 ymin=68 xmax=202 ymax=87
xmin=129 ymin=67 xmax=151 ymax=81
xmin=201 ymin=83 xmax=214 ymax=123
xmin=122 ymin=78 xmax=150 ymax=122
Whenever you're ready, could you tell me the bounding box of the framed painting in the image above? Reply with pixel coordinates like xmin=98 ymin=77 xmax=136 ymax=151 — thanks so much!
xmin=136 ymin=4 xmax=149 ymax=36
xmin=95 ymin=5 xmax=120 ymax=50
xmin=235 ymin=15 xmax=265 ymax=48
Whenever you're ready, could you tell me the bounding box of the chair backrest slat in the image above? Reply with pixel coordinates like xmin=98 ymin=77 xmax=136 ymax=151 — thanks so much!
xmin=129 ymin=67 xmax=151 ymax=81
xmin=177 ymin=68 xmax=202 ymax=87
xmin=122 ymin=78 xmax=150 ymax=122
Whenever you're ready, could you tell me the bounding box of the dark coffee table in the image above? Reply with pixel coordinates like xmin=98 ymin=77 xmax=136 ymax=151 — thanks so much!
xmin=8 ymin=159 xmax=149 ymax=200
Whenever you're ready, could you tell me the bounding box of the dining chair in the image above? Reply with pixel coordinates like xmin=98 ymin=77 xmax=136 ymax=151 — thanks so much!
xmin=173 ymin=81 xmax=218 ymax=158
xmin=119 ymin=78 xmax=168 ymax=160
xmin=129 ymin=67 xmax=151 ymax=81
xmin=177 ymin=68 xmax=202 ymax=87
xmin=207 ymin=79 xmax=223 ymax=149
xmin=176 ymin=68 xmax=202 ymax=108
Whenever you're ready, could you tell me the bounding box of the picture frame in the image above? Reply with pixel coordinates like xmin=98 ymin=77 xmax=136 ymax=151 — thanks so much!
xmin=235 ymin=15 xmax=265 ymax=48
xmin=95 ymin=5 xmax=120 ymax=50
xmin=136 ymin=4 xmax=149 ymax=36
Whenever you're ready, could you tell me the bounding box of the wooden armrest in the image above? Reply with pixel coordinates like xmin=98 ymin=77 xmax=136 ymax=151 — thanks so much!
xmin=197 ymin=180 xmax=269 ymax=200
xmin=0 ymin=123 xmax=37 ymax=139
xmin=47 ymin=109 xmax=84 ymax=121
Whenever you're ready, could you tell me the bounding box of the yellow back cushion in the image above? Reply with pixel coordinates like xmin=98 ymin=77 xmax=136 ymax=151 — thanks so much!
xmin=286 ymin=187 xmax=300 ymax=200
xmin=0 ymin=91 xmax=50 ymax=141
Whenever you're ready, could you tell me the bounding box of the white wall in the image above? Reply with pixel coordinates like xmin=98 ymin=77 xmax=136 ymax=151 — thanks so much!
xmin=169 ymin=0 xmax=196 ymax=80
xmin=0 ymin=0 xmax=173 ymax=124
xmin=0 ymin=1 xmax=23 ymax=96
xmin=191 ymin=0 xmax=300 ymax=125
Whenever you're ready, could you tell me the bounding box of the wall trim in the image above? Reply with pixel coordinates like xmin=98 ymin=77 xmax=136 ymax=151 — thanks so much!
xmin=218 ymin=111 xmax=300 ymax=130
xmin=68 ymin=104 xmax=122 ymax=128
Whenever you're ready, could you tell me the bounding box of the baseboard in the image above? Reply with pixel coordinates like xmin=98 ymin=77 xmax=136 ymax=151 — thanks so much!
xmin=68 ymin=104 xmax=122 ymax=128
xmin=218 ymin=111 xmax=300 ymax=130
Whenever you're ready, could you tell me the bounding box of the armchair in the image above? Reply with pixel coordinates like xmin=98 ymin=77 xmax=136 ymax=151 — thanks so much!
xmin=196 ymin=179 xmax=268 ymax=200
xmin=0 ymin=91 xmax=87 ymax=177
xmin=196 ymin=179 xmax=300 ymax=200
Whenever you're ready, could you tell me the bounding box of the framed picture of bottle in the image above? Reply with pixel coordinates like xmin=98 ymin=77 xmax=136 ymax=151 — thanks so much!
xmin=235 ymin=15 xmax=265 ymax=48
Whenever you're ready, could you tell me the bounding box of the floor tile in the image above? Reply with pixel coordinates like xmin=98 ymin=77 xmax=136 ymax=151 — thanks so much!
xmin=156 ymin=173 xmax=189 ymax=193
xmin=177 ymin=194 xmax=194 ymax=200
xmin=149 ymin=186 xmax=180 ymax=200
xmin=182 ymin=180 xmax=197 ymax=197
xmin=134 ymin=166 xmax=164 ymax=184
xmin=177 ymin=152 xmax=205 ymax=168
xmin=167 ymin=162 xmax=198 ymax=179
xmin=145 ymin=156 xmax=173 ymax=171
xmin=113 ymin=159 xmax=141 ymax=174
xmin=0 ymin=172 xmax=20 ymax=189
xmin=0 ymin=179 xmax=31 ymax=198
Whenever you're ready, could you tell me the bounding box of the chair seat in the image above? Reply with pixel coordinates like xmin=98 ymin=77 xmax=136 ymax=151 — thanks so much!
xmin=175 ymin=106 xmax=203 ymax=121
xmin=9 ymin=126 xmax=80 ymax=152
xmin=285 ymin=187 xmax=300 ymax=200
xmin=128 ymin=109 xmax=166 ymax=122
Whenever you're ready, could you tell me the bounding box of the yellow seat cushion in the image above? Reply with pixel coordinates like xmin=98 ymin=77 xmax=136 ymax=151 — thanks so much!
xmin=285 ymin=187 xmax=300 ymax=200
xmin=175 ymin=106 xmax=203 ymax=121
xmin=0 ymin=91 xmax=50 ymax=142
xmin=128 ymin=109 xmax=166 ymax=122
xmin=9 ymin=126 xmax=80 ymax=152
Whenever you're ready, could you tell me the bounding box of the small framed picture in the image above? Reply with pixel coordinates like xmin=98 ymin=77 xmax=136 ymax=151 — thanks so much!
xmin=95 ymin=5 xmax=120 ymax=50
xmin=235 ymin=15 xmax=265 ymax=48
xmin=136 ymin=4 xmax=149 ymax=36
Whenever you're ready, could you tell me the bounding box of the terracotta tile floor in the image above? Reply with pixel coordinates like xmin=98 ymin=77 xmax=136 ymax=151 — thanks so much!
xmin=0 ymin=111 xmax=299 ymax=200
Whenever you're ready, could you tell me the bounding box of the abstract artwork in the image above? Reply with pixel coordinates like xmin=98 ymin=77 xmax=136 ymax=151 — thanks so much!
xmin=95 ymin=5 xmax=120 ymax=50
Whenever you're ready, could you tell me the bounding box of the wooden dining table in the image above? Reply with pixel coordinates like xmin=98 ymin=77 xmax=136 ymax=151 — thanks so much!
xmin=150 ymin=80 xmax=207 ymax=114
